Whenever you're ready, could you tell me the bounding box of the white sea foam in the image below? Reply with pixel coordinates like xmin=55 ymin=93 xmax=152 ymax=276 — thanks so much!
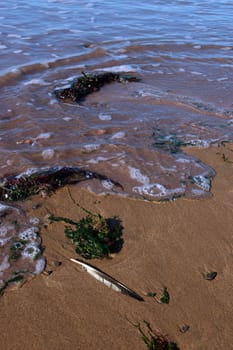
xmin=217 ymin=77 xmax=228 ymax=82
xmin=97 ymin=65 xmax=137 ymax=72
xmin=0 ymin=256 xmax=10 ymax=273
xmin=101 ymin=179 xmax=114 ymax=190
xmin=98 ymin=113 xmax=112 ymax=121
xmin=129 ymin=167 xmax=149 ymax=185
xmin=191 ymin=71 xmax=203 ymax=75
xmin=88 ymin=156 xmax=109 ymax=164
xmin=29 ymin=217 xmax=40 ymax=225
xmin=22 ymin=242 xmax=41 ymax=259
xmin=36 ymin=132 xmax=52 ymax=140
xmin=42 ymin=149 xmax=55 ymax=159
xmin=192 ymin=175 xmax=211 ymax=192
xmin=0 ymin=237 xmax=11 ymax=247
xmin=111 ymin=131 xmax=125 ymax=139
xmin=7 ymin=34 xmax=21 ymax=38
xmin=18 ymin=227 xmax=39 ymax=242
xmin=83 ymin=143 xmax=100 ymax=152
xmin=0 ymin=203 xmax=17 ymax=214
xmin=34 ymin=257 xmax=46 ymax=274
xmin=0 ymin=225 xmax=14 ymax=237
xmin=176 ymin=157 xmax=191 ymax=164
xmin=23 ymin=78 xmax=49 ymax=86
xmin=63 ymin=116 xmax=72 ymax=121
xmin=133 ymin=183 xmax=185 ymax=198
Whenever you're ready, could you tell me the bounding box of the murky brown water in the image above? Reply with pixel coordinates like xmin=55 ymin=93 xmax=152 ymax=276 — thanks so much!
xmin=0 ymin=0 xmax=233 ymax=289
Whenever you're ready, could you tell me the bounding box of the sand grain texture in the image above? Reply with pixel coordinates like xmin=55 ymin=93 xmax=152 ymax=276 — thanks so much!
xmin=1 ymin=143 xmax=233 ymax=350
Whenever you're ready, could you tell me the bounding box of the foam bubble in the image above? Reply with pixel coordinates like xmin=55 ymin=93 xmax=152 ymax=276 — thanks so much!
xmin=191 ymin=175 xmax=211 ymax=192
xmin=42 ymin=149 xmax=55 ymax=159
xmin=36 ymin=132 xmax=52 ymax=140
xmin=18 ymin=227 xmax=40 ymax=242
xmin=101 ymin=179 xmax=114 ymax=190
xmin=63 ymin=117 xmax=72 ymax=121
xmin=97 ymin=65 xmax=137 ymax=73
xmin=21 ymin=242 xmax=41 ymax=259
xmin=29 ymin=217 xmax=40 ymax=225
xmin=98 ymin=113 xmax=112 ymax=121
xmin=111 ymin=131 xmax=125 ymax=139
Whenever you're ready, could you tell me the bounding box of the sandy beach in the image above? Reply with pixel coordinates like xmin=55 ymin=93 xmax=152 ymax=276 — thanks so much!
xmin=1 ymin=142 xmax=233 ymax=349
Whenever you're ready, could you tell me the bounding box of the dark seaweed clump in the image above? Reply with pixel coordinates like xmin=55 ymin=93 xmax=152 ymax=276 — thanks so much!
xmin=54 ymin=71 xmax=139 ymax=103
xmin=0 ymin=167 xmax=123 ymax=201
xmin=135 ymin=321 xmax=180 ymax=350
xmin=0 ymin=274 xmax=24 ymax=296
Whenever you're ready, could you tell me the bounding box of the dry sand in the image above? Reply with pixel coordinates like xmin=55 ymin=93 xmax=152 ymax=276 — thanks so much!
xmin=1 ymin=143 xmax=233 ymax=350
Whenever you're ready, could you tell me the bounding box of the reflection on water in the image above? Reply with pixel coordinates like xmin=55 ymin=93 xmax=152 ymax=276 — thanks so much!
xmin=0 ymin=0 xmax=233 ymax=290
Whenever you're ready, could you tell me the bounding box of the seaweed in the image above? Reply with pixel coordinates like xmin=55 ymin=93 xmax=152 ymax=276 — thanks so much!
xmin=134 ymin=320 xmax=180 ymax=350
xmin=152 ymin=132 xmax=183 ymax=154
xmin=10 ymin=240 xmax=25 ymax=260
xmin=160 ymin=287 xmax=170 ymax=304
xmin=152 ymin=129 xmax=211 ymax=154
xmin=147 ymin=287 xmax=170 ymax=304
xmin=50 ymin=212 xmax=123 ymax=259
xmin=0 ymin=167 xmax=123 ymax=201
xmin=0 ymin=274 xmax=24 ymax=296
xmin=54 ymin=71 xmax=140 ymax=103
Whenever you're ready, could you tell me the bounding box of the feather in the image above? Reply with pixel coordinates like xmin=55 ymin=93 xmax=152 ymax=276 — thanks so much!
xmin=70 ymin=258 xmax=144 ymax=302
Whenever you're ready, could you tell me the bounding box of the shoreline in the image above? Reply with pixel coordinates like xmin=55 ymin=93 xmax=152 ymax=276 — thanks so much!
xmin=1 ymin=142 xmax=233 ymax=349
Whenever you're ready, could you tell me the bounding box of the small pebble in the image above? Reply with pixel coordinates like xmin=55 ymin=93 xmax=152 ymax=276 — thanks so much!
xmin=179 ymin=324 xmax=190 ymax=333
xmin=204 ymin=271 xmax=217 ymax=281
xmin=51 ymin=260 xmax=62 ymax=267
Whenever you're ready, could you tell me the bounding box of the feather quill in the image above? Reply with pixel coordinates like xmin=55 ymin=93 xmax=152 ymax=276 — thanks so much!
xmin=70 ymin=258 xmax=144 ymax=301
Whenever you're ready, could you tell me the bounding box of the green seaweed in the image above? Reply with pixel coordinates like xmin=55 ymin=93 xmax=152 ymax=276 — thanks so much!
xmin=50 ymin=211 xmax=123 ymax=259
xmin=160 ymin=287 xmax=170 ymax=304
xmin=135 ymin=320 xmax=179 ymax=350
xmin=10 ymin=240 xmax=25 ymax=260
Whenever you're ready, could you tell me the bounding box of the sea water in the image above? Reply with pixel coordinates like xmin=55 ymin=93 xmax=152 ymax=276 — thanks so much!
xmin=0 ymin=0 xmax=233 ymax=289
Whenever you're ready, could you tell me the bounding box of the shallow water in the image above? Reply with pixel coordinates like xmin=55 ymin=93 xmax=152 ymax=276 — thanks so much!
xmin=0 ymin=1 xmax=233 ymax=288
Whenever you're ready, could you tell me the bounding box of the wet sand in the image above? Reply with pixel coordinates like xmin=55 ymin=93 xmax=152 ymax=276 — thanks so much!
xmin=1 ymin=142 xmax=233 ymax=350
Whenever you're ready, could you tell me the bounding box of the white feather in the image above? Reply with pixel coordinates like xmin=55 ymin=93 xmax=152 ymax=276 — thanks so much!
xmin=70 ymin=258 xmax=144 ymax=301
